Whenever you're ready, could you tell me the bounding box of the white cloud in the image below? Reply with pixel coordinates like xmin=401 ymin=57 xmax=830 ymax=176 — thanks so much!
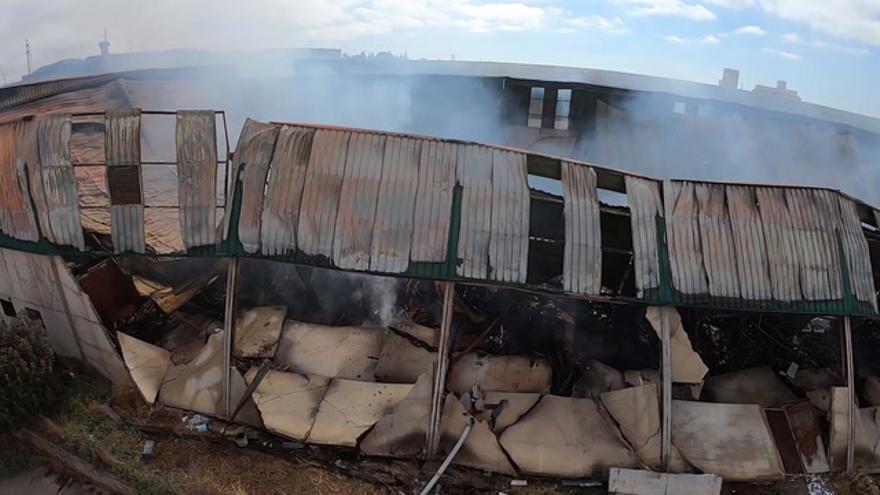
xmin=565 ymin=15 xmax=630 ymax=34
xmin=733 ymin=25 xmax=766 ymax=35
xmin=782 ymin=32 xmax=803 ymax=43
xmin=762 ymin=46 xmax=803 ymax=60
xmin=812 ymin=39 xmax=870 ymax=55
xmin=704 ymin=0 xmax=755 ymax=6
xmin=616 ymin=0 xmax=717 ymax=21
xmin=757 ymin=0 xmax=880 ymax=46
xmin=665 ymin=34 xmax=721 ymax=44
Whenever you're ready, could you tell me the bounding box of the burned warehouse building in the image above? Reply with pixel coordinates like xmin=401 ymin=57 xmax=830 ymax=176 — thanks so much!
xmin=3 ymin=51 xmax=880 ymax=492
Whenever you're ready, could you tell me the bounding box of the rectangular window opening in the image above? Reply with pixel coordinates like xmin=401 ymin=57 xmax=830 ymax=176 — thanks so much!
xmin=528 ymin=87 xmax=545 ymax=128
xmin=1 ymin=299 xmax=15 ymax=317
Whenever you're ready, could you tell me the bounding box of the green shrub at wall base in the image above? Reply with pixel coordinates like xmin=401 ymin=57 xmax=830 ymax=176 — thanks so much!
xmin=0 ymin=318 xmax=55 ymax=432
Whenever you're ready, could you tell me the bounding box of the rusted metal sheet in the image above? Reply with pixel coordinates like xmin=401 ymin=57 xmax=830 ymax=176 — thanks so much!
xmin=370 ymin=136 xmax=421 ymax=273
xmin=35 ymin=115 xmax=85 ymax=249
xmin=626 ymin=176 xmax=663 ymax=297
xmin=297 ymin=129 xmax=351 ymax=258
xmin=838 ymin=197 xmax=876 ymax=308
xmin=222 ymin=119 xmax=275 ymax=241
xmin=561 ymin=161 xmax=601 ymax=294
xmin=785 ymin=188 xmax=842 ymax=301
xmin=235 ymin=120 xmax=279 ymax=253
xmin=176 ymin=110 xmax=217 ymax=249
xmin=105 ymin=109 xmax=145 ymax=254
xmin=260 ymin=126 xmax=314 ymax=256
xmin=411 ymin=140 xmax=456 ymax=263
xmin=756 ymin=188 xmax=800 ymax=302
xmin=664 ymin=181 xmax=708 ymax=296
xmin=695 ymin=183 xmax=739 ymax=299
xmin=0 ymin=123 xmax=39 ymax=242
xmin=725 ymin=186 xmax=772 ymax=301
xmin=332 ymin=133 xmax=386 ymax=271
xmin=11 ymin=120 xmax=41 ymax=242
xmin=489 ymin=149 xmax=529 ymax=284
xmin=456 ymin=145 xmax=493 ymax=279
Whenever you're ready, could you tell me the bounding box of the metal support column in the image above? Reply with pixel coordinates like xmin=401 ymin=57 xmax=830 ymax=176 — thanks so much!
xmin=843 ymin=316 xmax=855 ymax=473
xmin=427 ymin=282 xmax=455 ymax=457
xmin=221 ymin=257 xmax=240 ymax=418
xmin=660 ymin=306 xmax=673 ymax=472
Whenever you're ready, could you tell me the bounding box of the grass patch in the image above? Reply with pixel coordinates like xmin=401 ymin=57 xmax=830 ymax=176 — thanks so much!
xmin=51 ymin=370 xmax=169 ymax=495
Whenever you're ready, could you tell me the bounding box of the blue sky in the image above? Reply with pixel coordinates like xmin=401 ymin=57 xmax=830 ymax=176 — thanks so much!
xmin=1 ymin=0 xmax=878 ymax=117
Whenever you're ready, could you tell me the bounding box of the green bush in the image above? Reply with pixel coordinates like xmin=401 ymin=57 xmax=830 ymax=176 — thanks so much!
xmin=0 ymin=317 xmax=55 ymax=432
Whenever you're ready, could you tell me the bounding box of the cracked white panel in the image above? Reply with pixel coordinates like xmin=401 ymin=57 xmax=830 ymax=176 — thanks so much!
xmin=500 ymin=395 xmax=638 ymax=478
xmin=448 ymin=352 xmax=552 ymax=395
xmin=561 ymin=162 xmax=601 ymax=295
xmin=260 ymin=126 xmax=314 ymax=256
xmin=235 ymin=121 xmax=280 ymax=254
xmin=117 ymin=331 xmax=171 ymax=404
xmin=374 ymin=329 xmax=435 ymax=383
xmin=360 ymin=372 xmax=432 ymax=457
xmin=456 ymin=145 xmax=493 ymax=279
xmin=489 ymin=149 xmax=529 ymax=284
xmin=725 ymin=186 xmax=772 ymax=301
xmin=370 ymin=136 xmax=421 ymax=273
xmin=785 ymin=188 xmax=843 ymax=301
xmin=244 ymin=368 xmax=329 ymax=441
xmin=672 ymin=400 xmax=784 ymax=480
xmin=274 ymin=321 xmax=383 ymax=381
xmin=438 ymin=393 xmax=516 ymax=475
xmin=297 ymin=129 xmax=351 ymax=258
xmin=646 ymin=307 xmax=707 ymax=383
xmin=695 ymin=183 xmax=740 ymax=298
xmin=411 ymin=141 xmax=456 ymax=263
xmin=625 ymin=176 xmax=663 ymax=297
xmin=756 ymin=188 xmax=800 ymax=301
xmin=307 ymin=378 xmax=413 ymax=447
xmin=176 ymin=110 xmax=217 ymax=250
xmin=473 ymin=391 xmax=541 ymax=434
xmin=839 ymin=196 xmax=876 ymax=309
xmin=664 ymin=181 xmax=708 ymax=296
xmin=332 ymin=132 xmax=386 ymax=271
xmin=233 ymin=305 xmax=286 ymax=358
xmin=31 ymin=115 xmax=85 ymax=249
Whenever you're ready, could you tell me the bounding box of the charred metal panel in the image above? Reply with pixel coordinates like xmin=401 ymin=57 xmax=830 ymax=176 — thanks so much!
xmin=664 ymin=181 xmax=708 ymax=296
xmin=725 ymin=186 xmax=772 ymax=301
xmin=489 ymin=149 xmax=529 ymax=283
xmin=839 ymin=196 xmax=876 ymax=308
xmin=411 ymin=141 xmax=456 ymax=263
xmin=785 ymin=188 xmax=842 ymax=301
xmin=38 ymin=114 xmax=85 ymax=249
xmin=370 ymin=136 xmax=421 ymax=273
xmin=176 ymin=110 xmax=217 ymax=250
xmin=105 ymin=109 xmax=145 ymax=253
xmin=756 ymin=188 xmax=801 ymax=301
xmin=297 ymin=129 xmax=351 ymax=259
xmin=561 ymin=161 xmax=601 ymax=294
xmin=695 ymin=183 xmax=740 ymax=299
xmin=223 ymin=118 xmax=277 ymax=242
xmin=260 ymin=126 xmax=314 ymax=256
xmin=332 ymin=133 xmax=385 ymax=271
xmin=456 ymin=145 xmax=493 ymax=279
xmin=0 ymin=122 xmax=39 ymax=242
xmin=625 ymin=176 xmax=663 ymax=298
xmin=235 ymin=120 xmax=279 ymax=253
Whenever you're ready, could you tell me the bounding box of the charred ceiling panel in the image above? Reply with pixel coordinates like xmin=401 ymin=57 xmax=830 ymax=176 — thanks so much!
xmin=664 ymin=181 xmax=709 ymax=297
xmin=839 ymin=196 xmax=877 ymax=309
xmin=726 ymin=186 xmax=772 ymax=301
xmin=260 ymin=126 xmax=314 ymax=256
xmin=489 ymin=149 xmax=529 ymax=283
xmin=370 ymin=136 xmax=421 ymax=273
xmin=176 ymin=110 xmax=217 ymax=250
xmin=297 ymin=129 xmax=351 ymax=259
xmin=456 ymin=145 xmax=493 ymax=279
xmin=695 ymin=183 xmax=740 ymax=299
xmin=625 ymin=176 xmax=663 ymax=298
xmin=785 ymin=188 xmax=843 ymax=301
xmin=105 ymin=109 xmax=145 ymax=253
xmin=411 ymin=140 xmax=456 ymax=263
xmin=756 ymin=187 xmax=801 ymax=302
xmin=35 ymin=115 xmax=85 ymax=249
xmin=333 ymin=133 xmax=386 ymax=271
xmin=235 ymin=119 xmax=279 ymax=253
xmin=0 ymin=122 xmax=38 ymax=242
xmin=561 ymin=161 xmax=601 ymax=294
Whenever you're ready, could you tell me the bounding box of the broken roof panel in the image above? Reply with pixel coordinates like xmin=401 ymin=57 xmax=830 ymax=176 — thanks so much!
xmin=488 ymin=149 xmax=529 ymax=284
xmin=626 ymin=176 xmax=663 ymax=299
xmin=260 ymin=126 xmax=314 ymax=256
xmin=561 ymin=161 xmax=601 ymax=295
xmin=369 ymin=136 xmax=421 ymax=273
xmin=410 ymin=140 xmax=456 ymax=263
xmin=297 ymin=129 xmax=350 ymax=259
xmin=176 ymin=110 xmax=218 ymax=250
xmin=455 ymin=145 xmax=493 ymax=280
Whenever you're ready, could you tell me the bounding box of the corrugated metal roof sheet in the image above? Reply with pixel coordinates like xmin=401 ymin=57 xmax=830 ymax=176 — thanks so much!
xmin=726 ymin=185 xmax=772 ymax=301
xmin=489 ymin=149 xmax=529 ymax=284
xmin=233 ymin=119 xmax=279 ymax=253
xmin=176 ymin=110 xmax=218 ymax=250
xmin=297 ymin=129 xmax=350 ymax=259
xmin=0 ymin=122 xmax=39 ymax=242
xmin=411 ymin=141 xmax=456 ymax=263
xmin=260 ymin=126 xmax=314 ymax=256
xmin=105 ymin=109 xmax=145 ymax=253
xmin=839 ymin=196 xmax=876 ymax=309
xmin=695 ymin=183 xmax=739 ymax=299
xmin=370 ymin=136 xmax=421 ymax=273
xmin=664 ymin=180 xmax=709 ymax=297
xmin=625 ymin=176 xmax=663 ymax=298
xmin=756 ymin=187 xmax=800 ymax=302
xmin=37 ymin=114 xmax=86 ymax=249
xmin=332 ymin=132 xmax=385 ymax=271
xmin=456 ymin=144 xmax=493 ymax=280
xmin=561 ymin=161 xmax=601 ymax=295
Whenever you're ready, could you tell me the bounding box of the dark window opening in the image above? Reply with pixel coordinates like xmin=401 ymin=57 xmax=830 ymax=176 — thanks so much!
xmin=0 ymin=299 xmax=15 ymax=317
xmin=599 ymin=189 xmax=635 ymax=297
xmin=25 ymin=308 xmax=43 ymax=324
xmin=526 ymin=191 xmax=564 ymax=287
